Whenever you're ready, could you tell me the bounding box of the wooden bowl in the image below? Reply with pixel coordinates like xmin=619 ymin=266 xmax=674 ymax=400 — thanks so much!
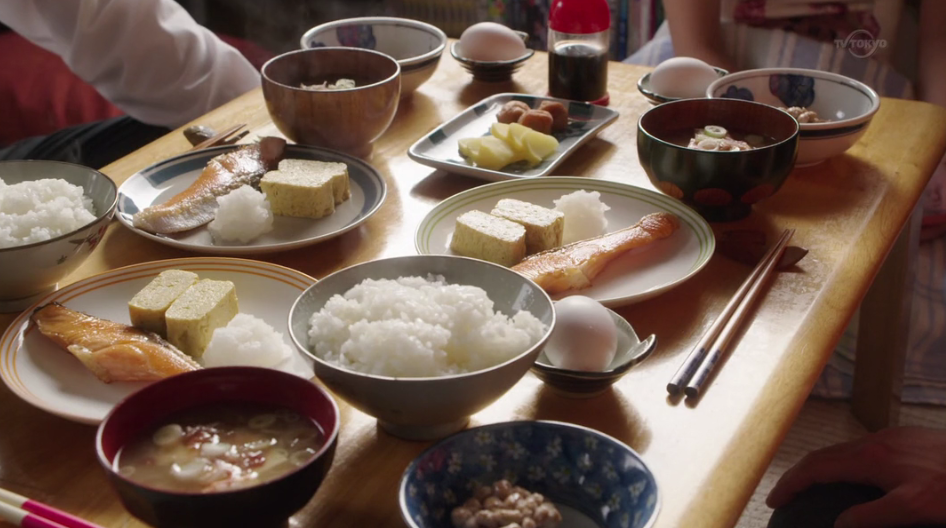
xmin=262 ymin=47 xmax=401 ymax=155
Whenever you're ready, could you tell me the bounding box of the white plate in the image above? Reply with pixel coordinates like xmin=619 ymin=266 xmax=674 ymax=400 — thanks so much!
xmin=415 ymin=177 xmax=715 ymax=307
xmin=407 ymin=93 xmax=619 ymax=182
xmin=116 ymin=144 xmax=387 ymax=255
xmin=0 ymin=258 xmax=316 ymax=424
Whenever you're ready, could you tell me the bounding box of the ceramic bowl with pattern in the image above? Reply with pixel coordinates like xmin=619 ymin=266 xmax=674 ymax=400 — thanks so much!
xmin=707 ymin=68 xmax=880 ymax=166
xmin=287 ymin=255 xmax=556 ymax=441
xmin=400 ymin=420 xmax=659 ymax=528
xmin=450 ymin=31 xmax=535 ymax=82
xmin=637 ymin=98 xmax=799 ymax=222
xmin=261 ymin=47 xmax=400 ymax=156
xmin=96 ymin=367 xmax=340 ymax=528
xmin=0 ymin=160 xmax=117 ymax=312
xmin=532 ymin=309 xmax=657 ymax=398
xmin=301 ymin=17 xmax=447 ymax=97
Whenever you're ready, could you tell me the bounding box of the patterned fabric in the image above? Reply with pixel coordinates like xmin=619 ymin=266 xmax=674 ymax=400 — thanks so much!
xmin=624 ymin=21 xmax=946 ymax=405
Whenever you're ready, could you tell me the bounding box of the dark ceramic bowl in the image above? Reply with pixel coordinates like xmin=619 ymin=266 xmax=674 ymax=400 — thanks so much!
xmin=96 ymin=367 xmax=340 ymax=528
xmin=400 ymin=421 xmax=660 ymax=528
xmin=261 ymin=47 xmax=400 ymax=155
xmin=450 ymin=31 xmax=534 ymax=82
xmin=637 ymin=98 xmax=799 ymax=222
xmin=532 ymin=308 xmax=656 ymax=399
xmin=636 ymin=67 xmax=728 ymax=105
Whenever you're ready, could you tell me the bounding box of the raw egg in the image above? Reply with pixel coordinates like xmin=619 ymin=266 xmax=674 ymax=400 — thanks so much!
xmin=458 ymin=22 xmax=527 ymax=61
xmin=545 ymin=296 xmax=618 ymax=372
xmin=649 ymin=57 xmax=720 ymax=99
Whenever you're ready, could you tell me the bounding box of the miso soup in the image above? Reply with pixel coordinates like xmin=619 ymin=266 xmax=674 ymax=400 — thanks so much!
xmin=665 ymin=125 xmax=776 ymax=152
xmin=115 ymin=402 xmax=325 ymax=493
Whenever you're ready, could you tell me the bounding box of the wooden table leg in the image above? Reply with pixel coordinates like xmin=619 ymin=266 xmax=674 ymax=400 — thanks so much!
xmin=851 ymin=207 xmax=921 ymax=431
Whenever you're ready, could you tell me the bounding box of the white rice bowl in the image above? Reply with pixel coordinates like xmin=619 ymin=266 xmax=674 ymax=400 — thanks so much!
xmin=207 ymin=185 xmax=273 ymax=243
xmin=307 ymin=275 xmax=547 ymax=377
xmin=553 ymin=189 xmax=611 ymax=244
xmin=0 ymin=178 xmax=97 ymax=248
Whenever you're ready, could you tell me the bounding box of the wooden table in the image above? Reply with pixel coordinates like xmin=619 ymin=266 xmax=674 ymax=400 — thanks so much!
xmin=2 ymin=51 xmax=946 ymax=528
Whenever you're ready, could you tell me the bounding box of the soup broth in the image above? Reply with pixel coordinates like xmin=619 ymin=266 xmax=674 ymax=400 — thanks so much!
xmin=664 ymin=125 xmax=777 ymax=152
xmin=115 ymin=402 xmax=325 ymax=493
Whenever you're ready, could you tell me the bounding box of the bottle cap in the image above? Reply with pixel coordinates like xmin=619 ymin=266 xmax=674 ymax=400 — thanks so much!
xmin=549 ymin=0 xmax=610 ymax=34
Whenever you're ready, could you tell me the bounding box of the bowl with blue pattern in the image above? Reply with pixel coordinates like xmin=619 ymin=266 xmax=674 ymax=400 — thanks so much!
xmin=707 ymin=68 xmax=880 ymax=166
xmin=301 ymin=17 xmax=447 ymax=97
xmin=400 ymin=421 xmax=659 ymax=528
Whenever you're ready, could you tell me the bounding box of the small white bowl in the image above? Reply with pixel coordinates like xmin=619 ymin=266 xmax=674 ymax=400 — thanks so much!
xmin=0 ymin=161 xmax=116 ymax=312
xmin=706 ymin=68 xmax=880 ymax=166
xmin=301 ymin=17 xmax=447 ymax=97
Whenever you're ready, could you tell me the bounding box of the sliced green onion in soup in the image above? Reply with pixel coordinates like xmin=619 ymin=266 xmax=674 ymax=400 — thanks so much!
xmin=745 ymin=134 xmax=764 ymax=146
xmin=249 ymin=414 xmax=277 ymax=429
xmin=703 ymin=126 xmax=727 ymax=139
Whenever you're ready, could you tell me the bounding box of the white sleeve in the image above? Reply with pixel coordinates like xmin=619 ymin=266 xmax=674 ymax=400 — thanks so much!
xmin=0 ymin=0 xmax=262 ymax=128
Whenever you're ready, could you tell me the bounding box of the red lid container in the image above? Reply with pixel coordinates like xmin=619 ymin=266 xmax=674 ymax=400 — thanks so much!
xmin=549 ymin=0 xmax=611 ymax=34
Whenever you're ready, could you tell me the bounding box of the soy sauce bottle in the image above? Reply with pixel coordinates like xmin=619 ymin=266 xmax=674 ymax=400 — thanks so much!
xmin=548 ymin=0 xmax=610 ymax=105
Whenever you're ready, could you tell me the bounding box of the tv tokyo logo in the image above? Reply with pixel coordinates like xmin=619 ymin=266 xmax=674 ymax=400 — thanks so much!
xmin=835 ymin=29 xmax=887 ymax=58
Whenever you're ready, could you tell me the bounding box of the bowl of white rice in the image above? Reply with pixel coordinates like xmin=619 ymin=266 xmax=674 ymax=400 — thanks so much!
xmin=0 ymin=160 xmax=117 ymax=311
xmin=288 ymin=255 xmax=555 ymax=441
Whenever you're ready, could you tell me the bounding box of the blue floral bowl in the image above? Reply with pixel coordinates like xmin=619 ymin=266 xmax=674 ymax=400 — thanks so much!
xmin=400 ymin=421 xmax=659 ymax=528
xmin=301 ymin=17 xmax=447 ymax=97
xmin=707 ymin=68 xmax=880 ymax=166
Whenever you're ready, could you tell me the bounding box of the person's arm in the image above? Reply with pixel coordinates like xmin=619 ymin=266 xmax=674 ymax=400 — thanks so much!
xmin=767 ymin=427 xmax=946 ymax=528
xmin=0 ymin=0 xmax=260 ymax=129
xmin=917 ymin=0 xmax=946 ymax=107
xmin=662 ymin=0 xmax=738 ymax=71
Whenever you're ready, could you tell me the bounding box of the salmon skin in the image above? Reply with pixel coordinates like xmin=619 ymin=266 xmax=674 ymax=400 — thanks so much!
xmin=511 ymin=212 xmax=680 ymax=295
xmin=30 ymin=303 xmax=201 ymax=383
xmin=132 ymin=137 xmax=287 ymax=234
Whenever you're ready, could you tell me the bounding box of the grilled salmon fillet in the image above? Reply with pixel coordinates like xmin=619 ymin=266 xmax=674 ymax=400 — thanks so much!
xmin=132 ymin=137 xmax=287 ymax=234
xmin=511 ymin=212 xmax=680 ymax=294
xmin=30 ymin=303 xmax=201 ymax=383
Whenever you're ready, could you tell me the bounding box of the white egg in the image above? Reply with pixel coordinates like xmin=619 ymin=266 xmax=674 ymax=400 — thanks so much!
xmin=650 ymin=57 xmax=720 ymax=99
xmin=458 ymin=22 xmax=527 ymax=61
xmin=545 ymin=296 xmax=618 ymax=372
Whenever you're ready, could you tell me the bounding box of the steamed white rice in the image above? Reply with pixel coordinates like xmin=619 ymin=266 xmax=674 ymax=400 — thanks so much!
xmin=207 ymin=185 xmax=273 ymax=243
xmin=307 ymin=275 xmax=547 ymax=377
xmin=0 ymin=178 xmax=96 ymax=248
xmin=553 ymin=190 xmax=611 ymax=244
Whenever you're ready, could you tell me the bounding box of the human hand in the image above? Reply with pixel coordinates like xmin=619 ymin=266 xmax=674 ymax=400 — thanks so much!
xmin=766 ymin=427 xmax=946 ymax=528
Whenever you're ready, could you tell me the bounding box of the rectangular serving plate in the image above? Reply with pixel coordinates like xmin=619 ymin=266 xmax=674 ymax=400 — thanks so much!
xmin=407 ymin=93 xmax=619 ymax=182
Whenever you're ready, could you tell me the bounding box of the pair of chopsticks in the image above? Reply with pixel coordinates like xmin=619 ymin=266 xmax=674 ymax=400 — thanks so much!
xmin=187 ymin=123 xmax=247 ymax=152
xmin=0 ymin=488 xmax=104 ymax=528
xmin=668 ymin=228 xmax=795 ymax=399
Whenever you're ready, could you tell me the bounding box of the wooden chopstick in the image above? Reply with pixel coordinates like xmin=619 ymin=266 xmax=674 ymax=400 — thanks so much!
xmin=0 ymin=488 xmax=105 ymax=528
xmin=684 ymin=228 xmax=795 ymax=398
xmin=187 ymin=123 xmax=246 ymax=152
xmin=667 ymin=228 xmax=794 ymax=395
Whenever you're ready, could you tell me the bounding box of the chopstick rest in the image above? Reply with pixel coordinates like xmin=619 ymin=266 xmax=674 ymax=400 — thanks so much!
xmin=0 ymin=488 xmax=104 ymax=528
xmin=666 ymin=228 xmax=794 ymax=396
xmin=684 ymin=229 xmax=795 ymax=398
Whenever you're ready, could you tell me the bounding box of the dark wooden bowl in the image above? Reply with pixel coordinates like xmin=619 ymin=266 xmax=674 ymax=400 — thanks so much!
xmin=637 ymin=98 xmax=799 ymax=222
xmin=262 ymin=47 xmax=401 ymax=155
xmin=96 ymin=367 xmax=339 ymax=528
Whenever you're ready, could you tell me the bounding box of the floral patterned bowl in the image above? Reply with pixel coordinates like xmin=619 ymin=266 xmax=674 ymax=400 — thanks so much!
xmin=301 ymin=17 xmax=447 ymax=97
xmin=637 ymin=98 xmax=799 ymax=222
xmin=0 ymin=161 xmax=116 ymax=312
xmin=399 ymin=421 xmax=659 ymax=528
xmin=706 ymin=68 xmax=880 ymax=166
